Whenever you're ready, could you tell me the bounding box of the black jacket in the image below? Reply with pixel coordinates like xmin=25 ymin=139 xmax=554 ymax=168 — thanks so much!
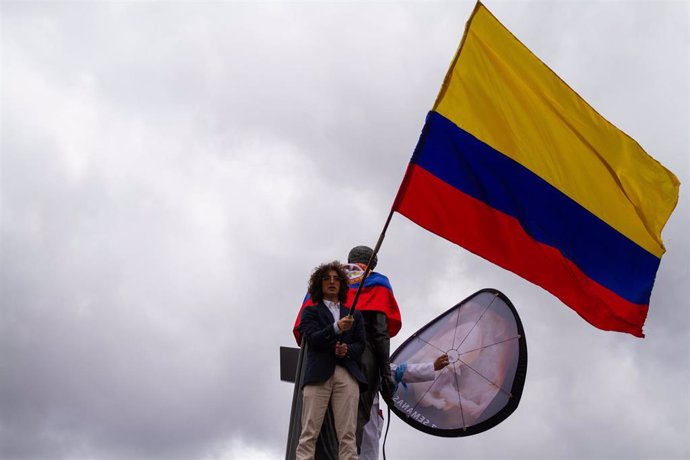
xmin=299 ymin=302 xmax=367 ymax=392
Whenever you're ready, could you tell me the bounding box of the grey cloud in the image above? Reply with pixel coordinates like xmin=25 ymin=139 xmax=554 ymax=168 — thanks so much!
xmin=2 ymin=1 xmax=688 ymax=459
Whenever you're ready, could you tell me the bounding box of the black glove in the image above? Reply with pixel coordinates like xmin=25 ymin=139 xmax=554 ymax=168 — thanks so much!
xmin=379 ymin=374 xmax=396 ymax=402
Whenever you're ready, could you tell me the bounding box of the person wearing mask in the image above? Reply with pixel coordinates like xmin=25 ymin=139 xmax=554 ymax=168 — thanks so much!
xmin=344 ymin=246 xmax=401 ymax=452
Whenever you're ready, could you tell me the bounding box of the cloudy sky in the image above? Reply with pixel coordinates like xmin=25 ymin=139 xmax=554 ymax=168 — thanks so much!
xmin=2 ymin=1 xmax=688 ymax=459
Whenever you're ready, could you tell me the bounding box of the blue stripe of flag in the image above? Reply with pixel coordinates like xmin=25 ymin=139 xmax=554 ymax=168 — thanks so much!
xmin=412 ymin=111 xmax=659 ymax=305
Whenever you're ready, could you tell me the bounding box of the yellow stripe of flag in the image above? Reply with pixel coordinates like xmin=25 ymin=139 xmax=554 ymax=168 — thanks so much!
xmin=433 ymin=2 xmax=679 ymax=258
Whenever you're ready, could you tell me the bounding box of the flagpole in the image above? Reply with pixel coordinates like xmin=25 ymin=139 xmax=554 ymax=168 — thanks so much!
xmin=348 ymin=208 xmax=395 ymax=316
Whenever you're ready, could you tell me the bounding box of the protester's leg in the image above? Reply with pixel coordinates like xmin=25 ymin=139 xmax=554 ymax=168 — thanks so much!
xmin=296 ymin=377 xmax=333 ymax=460
xmin=330 ymin=365 xmax=360 ymax=460
xmin=359 ymin=398 xmax=383 ymax=460
xmin=356 ymin=345 xmax=378 ymax=450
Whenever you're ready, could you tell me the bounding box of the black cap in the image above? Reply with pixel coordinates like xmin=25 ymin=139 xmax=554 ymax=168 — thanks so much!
xmin=347 ymin=245 xmax=377 ymax=270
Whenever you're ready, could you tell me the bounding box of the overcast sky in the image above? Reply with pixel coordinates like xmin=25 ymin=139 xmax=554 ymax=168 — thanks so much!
xmin=1 ymin=1 xmax=688 ymax=459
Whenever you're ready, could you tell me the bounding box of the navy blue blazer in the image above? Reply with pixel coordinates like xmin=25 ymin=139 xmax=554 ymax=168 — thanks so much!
xmin=299 ymin=302 xmax=367 ymax=392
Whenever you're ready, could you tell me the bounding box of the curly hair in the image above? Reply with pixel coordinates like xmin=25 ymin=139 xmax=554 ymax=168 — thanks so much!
xmin=308 ymin=261 xmax=349 ymax=304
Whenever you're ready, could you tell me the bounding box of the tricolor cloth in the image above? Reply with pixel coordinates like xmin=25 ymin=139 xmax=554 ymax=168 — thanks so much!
xmin=392 ymin=2 xmax=680 ymax=337
xmin=292 ymin=264 xmax=402 ymax=346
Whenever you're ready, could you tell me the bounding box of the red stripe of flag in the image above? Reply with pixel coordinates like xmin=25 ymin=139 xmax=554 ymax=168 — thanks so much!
xmin=394 ymin=164 xmax=648 ymax=337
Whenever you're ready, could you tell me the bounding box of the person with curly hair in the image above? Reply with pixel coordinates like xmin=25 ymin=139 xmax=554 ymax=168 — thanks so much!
xmin=296 ymin=261 xmax=367 ymax=460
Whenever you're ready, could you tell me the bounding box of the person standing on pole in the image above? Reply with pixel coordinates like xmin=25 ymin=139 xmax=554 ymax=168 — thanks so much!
xmin=344 ymin=246 xmax=401 ymax=453
xmin=296 ymin=261 xmax=367 ymax=460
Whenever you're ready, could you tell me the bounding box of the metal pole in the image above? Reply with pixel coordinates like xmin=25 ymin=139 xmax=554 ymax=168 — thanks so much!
xmin=285 ymin=338 xmax=307 ymax=460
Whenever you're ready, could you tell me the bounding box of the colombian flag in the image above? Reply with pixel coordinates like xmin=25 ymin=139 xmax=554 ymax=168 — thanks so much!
xmin=393 ymin=2 xmax=680 ymax=337
xmin=292 ymin=272 xmax=402 ymax=345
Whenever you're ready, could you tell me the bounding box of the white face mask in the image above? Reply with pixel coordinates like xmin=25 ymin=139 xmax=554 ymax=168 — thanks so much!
xmin=343 ymin=263 xmax=365 ymax=284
